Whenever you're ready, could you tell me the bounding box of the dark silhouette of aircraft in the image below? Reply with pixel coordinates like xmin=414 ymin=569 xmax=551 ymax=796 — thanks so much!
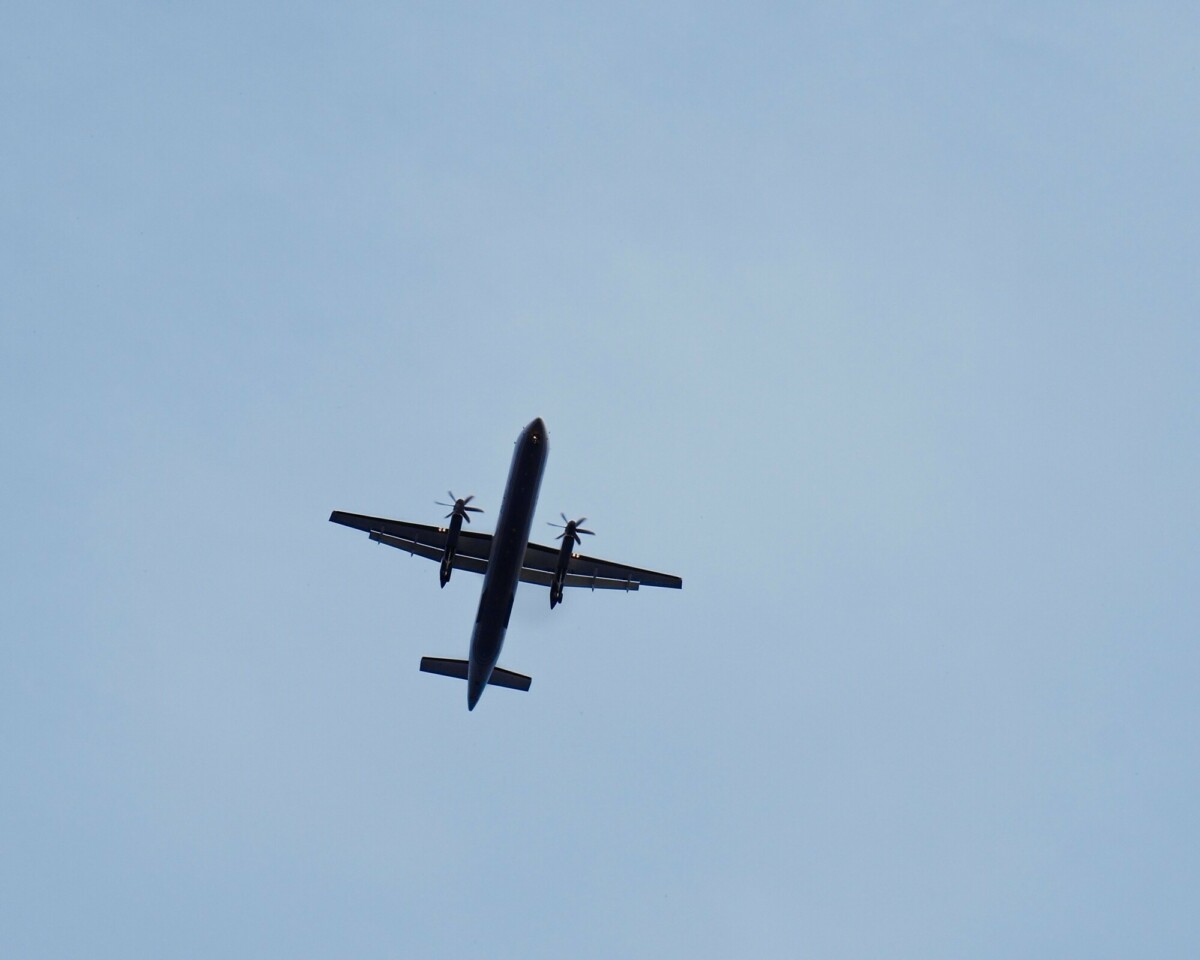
xmin=330 ymin=418 xmax=682 ymax=710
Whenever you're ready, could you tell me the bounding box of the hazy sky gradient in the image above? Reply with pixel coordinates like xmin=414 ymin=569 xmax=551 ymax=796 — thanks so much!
xmin=3 ymin=3 xmax=1197 ymax=957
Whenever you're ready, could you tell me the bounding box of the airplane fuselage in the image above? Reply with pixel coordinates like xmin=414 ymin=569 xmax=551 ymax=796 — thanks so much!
xmin=466 ymin=417 xmax=547 ymax=709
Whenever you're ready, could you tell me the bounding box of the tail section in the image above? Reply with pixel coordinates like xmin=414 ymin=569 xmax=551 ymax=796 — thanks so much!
xmin=419 ymin=657 xmax=532 ymax=692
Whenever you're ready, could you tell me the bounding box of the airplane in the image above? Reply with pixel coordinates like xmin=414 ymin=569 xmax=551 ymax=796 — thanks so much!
xmin=329 ymin=418 xmax=682 ymax=710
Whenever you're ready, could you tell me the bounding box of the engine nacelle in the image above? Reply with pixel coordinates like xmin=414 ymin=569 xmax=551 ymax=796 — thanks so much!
xmin=436 ymin=493 xmax=482 ymax=588
xmin=548 ymin=515 xmax=593 ymax=608
xmin=440 ymin=513 xmax=463 ymax=587
xmin=550 ymin=537 xmax=573 ymax=608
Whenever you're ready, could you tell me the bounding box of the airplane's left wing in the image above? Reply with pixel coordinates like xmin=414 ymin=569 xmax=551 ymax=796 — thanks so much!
xmin=329 ymin=511 xmax=493 ymax=574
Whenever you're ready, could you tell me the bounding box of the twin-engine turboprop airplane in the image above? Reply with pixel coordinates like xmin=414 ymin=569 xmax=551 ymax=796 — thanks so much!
xmin=329 ymin=418 xmax=682 ymax=710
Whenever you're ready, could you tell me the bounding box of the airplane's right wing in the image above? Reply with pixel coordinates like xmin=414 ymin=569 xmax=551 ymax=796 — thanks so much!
xmin=519 ymin=540 xmax=682 ymax=592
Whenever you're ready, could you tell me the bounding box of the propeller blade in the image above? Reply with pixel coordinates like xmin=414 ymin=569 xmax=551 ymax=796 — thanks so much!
xmin=438 ymin=492 xmax=482 ymax=521
xmin=549 ymin=514 xmax=593 ymax=537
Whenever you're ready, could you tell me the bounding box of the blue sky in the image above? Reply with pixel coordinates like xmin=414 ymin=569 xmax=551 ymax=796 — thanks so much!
xmin=3 ymin=3 xmax=1197 ymax=957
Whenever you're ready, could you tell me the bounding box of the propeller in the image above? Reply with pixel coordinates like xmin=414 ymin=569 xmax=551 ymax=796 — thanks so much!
xmin=436 ymin=491 xmax=484 ymax=523
xmin=548 ymin=513 xmax=595 ymax=546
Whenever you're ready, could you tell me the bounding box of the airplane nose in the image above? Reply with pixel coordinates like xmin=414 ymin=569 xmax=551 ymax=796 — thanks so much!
xmin=529 ymin=418 xmax=547 ymax=442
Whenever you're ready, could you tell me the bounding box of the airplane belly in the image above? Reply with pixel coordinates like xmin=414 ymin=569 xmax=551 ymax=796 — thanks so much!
xmin=466 ymin=418 xmax=547 ymax=708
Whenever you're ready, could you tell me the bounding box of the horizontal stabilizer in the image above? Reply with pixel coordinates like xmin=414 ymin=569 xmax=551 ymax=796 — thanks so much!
xmin=419 ymin=657 xmax=532 ymax=692
xmin=486 ymin=666 xmax=533 ymax=691
xmin=419 ymin=657 xmax=469 ymax=680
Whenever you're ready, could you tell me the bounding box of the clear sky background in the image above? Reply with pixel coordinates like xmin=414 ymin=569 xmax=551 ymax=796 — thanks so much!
xmin=3 ymin=3 xmax=1197 ymax=957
